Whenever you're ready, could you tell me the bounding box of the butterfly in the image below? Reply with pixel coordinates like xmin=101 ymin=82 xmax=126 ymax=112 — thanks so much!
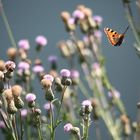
xmin=104 ymin=26 xmax=129 ymax=46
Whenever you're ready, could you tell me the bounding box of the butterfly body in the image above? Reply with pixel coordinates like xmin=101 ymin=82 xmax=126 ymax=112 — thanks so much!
xmin=104 ymin=27 xmax=129 ymax=46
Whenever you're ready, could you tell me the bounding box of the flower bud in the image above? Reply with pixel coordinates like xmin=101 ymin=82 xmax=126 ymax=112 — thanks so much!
xmin=0 ymin=60 xmax=5 ymax=71
xmin=64 ymin=123 xmax=73 ymax=132
xmin=18 ymin=39 xmax=30 ymax=51
xmin=61 ymin=11 xmax=71 ymax=22
xmin=45 ymin=88 xmax=54 ymax=101
xmin=7 ymin=47 xmax=17 ymax=61
xmin=12 ymin=85 xmax=22 ymax=97
xmin=41 ymin=79 xmax=52 ymax=89
xmin=34 ymin=108 xmax=41 ymax=116
xmin=25 ymin=93 xmax=36 ymax=108
xmin=5 ymin=61 xmax=16 ymax=72
xmin=14 ymin=97 xmax=24 ymax=109
xmin=7 ymin=100 xmax=17 ymax=114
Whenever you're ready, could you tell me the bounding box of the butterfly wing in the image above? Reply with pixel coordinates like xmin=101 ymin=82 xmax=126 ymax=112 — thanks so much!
xmin=104 ymin=27 xmax=124 ymax=46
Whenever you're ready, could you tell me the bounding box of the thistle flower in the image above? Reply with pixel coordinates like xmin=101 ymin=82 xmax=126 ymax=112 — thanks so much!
xmin=25 ymin=93 xmax=36 ymax=108
xmin=0 ymin=120 xmax=6 ymax=129
xmin=18 ymin=61 xmax=30 ymax=71
xmin=80 ymin=100 xmax=92 ymax=115
xmin=43 ymin=102 xmax=54 ymax=111
xmin=5 ymin=60 xmax=16 ymax=72
xmin=43 ymin=74 xmax=54 ymax=82
xmin=93 ymin=15 xmax=103 ymax=26
xmin=21 ymin=109 xmax=28 ymax=118
xmin=60 ymin=11 xmax=71 ymax=22
xmin=18 ymin=39 xmax=30 ymax=51
xmin=72 ymin=9 xmax=85 ymax=20
xmin=60 ymin=69 xmax=71 ymax=86
xmin=64 ymin=123 xmax=73 ymax=132
xmin=12 ymin=85 xmax=22 ymax=97
xmin=35 ymin=35 xmax=47 ymax=47
xmin=48 ymin=55 xmax=58 ymax=70
xmin=32 ymin=65 xmax=44 ymax=74
xmin=70 ymin=69 xmax=80 ymax=85
xmin=41 ymin=78 xmax=52 ymax=89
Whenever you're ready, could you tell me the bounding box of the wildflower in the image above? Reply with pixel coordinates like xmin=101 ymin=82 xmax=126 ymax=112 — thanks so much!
xmin=68 ymin=18 xmax=75 ymax=25
xmin=80 ymin=100 xmax=92 ymax=115
xmin=41 ymin=78 xmax=52 ymax=89
xmin=0 ymin=121 xmax=6 ymax=129
xmin=5 ymin=60 xmax=16 ymax=72
xmin=35 ymin=35 xmax=47 ymax=47
xmin=48 ymin=55 xmax=58 ymax=70
xmin=18 ymin=61 xmax=30 ymax=71
xmin=72 ymin=10 xmax=85 ymax=20
xmin=43 ymin=74 xmax=54 ymax=82
xmin=60 ymin=69 xmax=71 ymax=86
xmin=32 ymin=65 xmax=44 ymax=74
xmin=43 ymin=102 xmax=54 ymax=111
xmin=60 ymin=69 xmax=71 ymax=78
xmin=25 ymin=93 xmax=36 ymax=108
xmin=70 ymin=69 xmax=80 ymax=85
xmin=21 ymin=109 xmax=28 ymax=118
xmin=64 ymin=123 xmax=73 ymax=132
xmin=93 ymin=15 xmax=103 ymax=26
xmin=18 ymin=39 xmax=30 ymax=51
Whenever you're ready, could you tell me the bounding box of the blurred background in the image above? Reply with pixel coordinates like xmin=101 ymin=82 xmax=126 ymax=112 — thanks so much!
xmin=0 ymin=0 xmax=139 ymax=139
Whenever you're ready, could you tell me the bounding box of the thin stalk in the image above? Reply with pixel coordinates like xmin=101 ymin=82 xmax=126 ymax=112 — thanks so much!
xmin=0 ymin=0 xmax=17 ymax=48
xmin=54 ymin=86 xmax=67 ymax=128
xmin=82 ymin=117 xmax=89 ymax=140
xmin=94 ymin=121 xmax=101 ymax=140
xmin=19 ymin=110 xmax=24 ymax=140
xmin=50 ymin=103 xmax=55 ymax=140
xmin=37 ymin=125 xmax=43 ymax=140
xmin=12 ymin=115 xmax=19 ymax=140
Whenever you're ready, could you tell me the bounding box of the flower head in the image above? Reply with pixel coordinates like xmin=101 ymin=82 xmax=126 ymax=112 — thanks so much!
xmin=82 ymin=100 xmax=92 ymax=107
xmin=93 ymin=15 xmax=103 ymax=25
xmin=70 ymin=69 xmax=80 ymax=79
xmin=18 ymin=61 xmax=30 ymax=71
xmin=64 ymin=123 xmax=73 ymax=132
xmin=0 ymin=121 xmax=6 ymax=129
xmin=18 ymin=39 xmax=30 ymax=51
xmin=72 ymin=10 xmax=85 ymax=19
xmin=60 ymin=69 xmax=70 ymax=78
xmin=25 ymin=93 xmax=36 ymax=102
xmin=43 ymin=102 xmax=54 ymax=111
xmin=21 ymin=109 xmax=28 ymax=118
xmin=32 ymin=65 xmax=44 ymax=73
xmin=48 ymin=55 xmax=58 ymax=63
xmin=43 ymin=74 xmax=54 ymax=82
xmin=5 ymin=61 xmax=16 ymax=72
xmin=35 ymin=35 xmax=47 ymax=47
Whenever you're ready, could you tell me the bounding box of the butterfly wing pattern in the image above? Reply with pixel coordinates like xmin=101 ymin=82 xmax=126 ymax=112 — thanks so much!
xmin=104 ymin=27 xmax=128 ymax=46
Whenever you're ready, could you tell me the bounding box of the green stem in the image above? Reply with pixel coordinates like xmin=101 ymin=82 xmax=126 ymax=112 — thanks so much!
xmin=0 ymin=0 xmax=17 ymax=48
xmin=83 ymin=117 xmax=89 ymax=140
xmin=19 ymin=110 xmax=24 ymax=140
xmin=54 ymin=86 xmax=67 ymax=128
xmin=50 ymin=103 xmax=55 ymax=140
xmin=37 ymin=125 xmax=43 ymax=140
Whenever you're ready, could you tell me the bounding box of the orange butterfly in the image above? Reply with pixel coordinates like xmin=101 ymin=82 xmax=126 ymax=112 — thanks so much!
xmin=104 ymin=26 xmax=129 ymax=46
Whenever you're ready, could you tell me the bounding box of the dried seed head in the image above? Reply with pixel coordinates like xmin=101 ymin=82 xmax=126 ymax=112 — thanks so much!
xmin=4 ymin=89 xmax=13 ymax=102
xmin=120 ymin=114 xmax=129 ymax=124
xmin=77 ymin=5 xmax=85 ymax=11
xmin=41 ymin=79 xmax=52 ymax=89
xmin=7 ymin=47 xmax=17 ymax=60
xmin=61 ymin=11 xmax=71 ymax=22
xmin=34 ymin=108 xmax=41 ymax=116
xmin=0 ymin=60 xmax=5 ymax=71
xmin=7 ymin=100 xmax=17 ymax=114
xmin=82 ymin=8 xmax=92 ymax=17
xmin=12 ymin=85 xmax=22 ymax=97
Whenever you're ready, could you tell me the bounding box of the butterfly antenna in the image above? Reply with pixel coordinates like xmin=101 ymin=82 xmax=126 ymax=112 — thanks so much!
xmin=123 ymin=26 xmax=129 ymax=34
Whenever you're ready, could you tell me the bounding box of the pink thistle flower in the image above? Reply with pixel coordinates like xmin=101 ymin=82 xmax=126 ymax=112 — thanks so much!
xmin=35 ymin=35 xmax=47 ymax=47
xmin=82 ymin=100 xmax=92 ymax=107
xmin=72 ymin=10 xmax=85 ymax=19
xmin=5 ymin=61 xmax=16 ymax=72
xmin=32 ymin=65 xmax=44 ymax=73
xmin=25 ymin=93 xmax=36 ymax=102
xmin=60 ymin=69 xmax=70 ymax=77
xmin=18 ymin=61 xmax=30 ymax=71
xmin=48 ymin=55 xmax=58 ymax=63
xmin=43 ymin=102 xmax=54 ymax=111
xmin=64 ymin=123 xmax=73 ymax=132
xmin=0 ymin=121 xmax=6 ymax=129
xmin=93 ymin=15 xmax=103 ymax=25
xmin=70 ymin=69 xmax=80 ymax=79
xmin=21 ymin=109 xmax=28 ymax=118
xmin=43 ymin=74 xmax=54 ymax=82
xmin=68 ymin=18 xmax=75 ymax=25
xmin=18 ymin=39 xmax=30 ymax=51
